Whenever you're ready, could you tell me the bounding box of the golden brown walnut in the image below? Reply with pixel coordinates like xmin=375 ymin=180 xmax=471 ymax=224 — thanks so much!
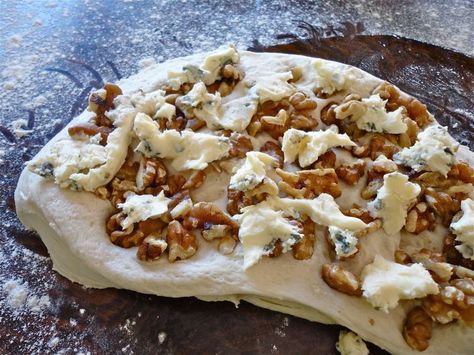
xmin=165 ymin=174 xmax=187 ymax=196
xmin=422 ymin=278 xmax=474 ymax=326
xmin=443 ymin=232 xmax=474 ymax=270
xmin=182 ymin=171 xmax=206 ymax=190
xmin=68 ymin=123 xmax=111 ymax=145
xmin=136 ymin=234 xmax=167 ymax=261
xmin=166 ymin=220 xmax=198 ymax=262
xmin=448 ymin=162 xmax=474 ymax=184
xmin=137 ymin=158 xmax=168 ymax=190
xmin=89 ymin=83 xmax=123 ymax=127
xmin=292 ymin=218 xmax=316 ymax=260
xmin=320 ymin=103 xmax=337 ymax=125
xmin=227 ymin=132 xmax=254 ymax=159
xmin=186 ymin=117 xmax=206 ymax=131
xmin=106 ymin=212 xmax=145 ymax=248
xmin=405 ymin=202 xmax=436 ymax=234
xmin=183 ymin=202 xmax=239 ymax=230
xmin=424 ymin=188 xmax=460 ymax=226
xmin=226 ymin=187 xmax=252 ymax=216
xmin=321 ymin=264 xmax=362 ymax=296
xmin=342 ymin=205 xmax=374 ymax=224
xmin=375 ymin=82 xmax=431 ymax=128
xmin=403 ymin=306 xmax=433 ymax=351
xmin=335 ymin=160 xmax=366 ymax=185
xmin=260 ymin=141 xmax=284 ymax=168
xmin=158 ymin=115 xmax=186 ymax=131
xmin=395 ymin=250 xmax=413 ymax=265
xmin=277 ymin=168 xmax=341 ymax=199
xmin=313 ymin=149 xmax=337 ymax=169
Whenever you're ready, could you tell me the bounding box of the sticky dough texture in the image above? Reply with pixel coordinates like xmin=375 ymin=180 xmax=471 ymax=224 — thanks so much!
xmin=15 ymin=50 xmax=474 ymax=354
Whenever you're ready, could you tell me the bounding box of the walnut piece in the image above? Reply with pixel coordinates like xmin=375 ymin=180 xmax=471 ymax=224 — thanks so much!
xmin=166 ymin=220 xmax=198 ymax=262
xmin=260 ymin=141 xmax=284 ymax=168
xmin=403 ymin=306 xmax=433 ymax=351
xmin=292 ymin=218 xmax=316 ymax=260
xmin=321 ymin=264 xmax=362 ymax=296
xmin=137 ymin=234 xmax=168 ymax=261
xmin=335 ymin=160 xmax=366 ymax=185
xmin=277 ymin=168 xmax=341 ymax=199
xmin=405 ymin=202 xmax=436 ymax=234
xmin=422 ymin=278 xmax=474 ymax=326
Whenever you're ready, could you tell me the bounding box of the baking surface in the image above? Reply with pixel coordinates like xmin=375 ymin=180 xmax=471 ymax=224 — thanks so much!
xmin=1 ymin=1 xmax=473 ymax=354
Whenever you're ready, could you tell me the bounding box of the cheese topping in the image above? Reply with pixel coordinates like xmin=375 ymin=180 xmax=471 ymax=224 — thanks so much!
xmin=282 ymin=128 xmax=356 ymax=168
xmin=361 ymin=255 xmax=439 ymax=312
xmin=335 ymin=94 xmax=407 ymax=134
xmin=234 ymin=201 xmax=303 ymax=269
xmin=394 ymin=125 xmax=459 ymax=176
xmin=175 ymin=82 xmax=257 ymax=131
xmin=131 ymin=90 xmax=176 ymax=120
xmin=328 ymin=226 xmax=359 ymax=259
xmin=167 ymin=44 xmax=239 ymax=89
xmin=450 ymin=198 xmax=474 ymax=260
xmin=336 ymin=330 xmax=369 ymax=355
xmin=229 ymin=152 xmax=278 ymax=192
xmin=274 ymin=194 xmax=367 ymax=231
xmin=296 ymin=59 xmax=354 ymax=96
xmin=28 ymin=101 xmax=135 ymax=191
xmin=249 ymin=71 xmax=295 ymax=103
xmin=367 ymin=172 xmax=421 ymax=235
xmin=133 ymin=113 xmax=230 ymax=171
xmin=118 ymin=191 xmax=171 ymax=229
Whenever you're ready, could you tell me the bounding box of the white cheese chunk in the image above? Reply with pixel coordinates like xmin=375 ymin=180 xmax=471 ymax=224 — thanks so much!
xmin=328 ymin=226 xmax=359 ymax=259
xmin=249 ymin=71 xmax=295 ymax=103
xmin=234 ymin=201 xmax=303 ymax=269
xmin=336 ymin=330 xmax=369 ymax=355
xmin=394 ymin=125 xmax=459 ymax=176
xmin=282 ymin=128 xmax=356 ymax=168
xmin=133 ymin=113 xmax=230 ymax=171
xmin=367 ymin=172 xmax=420 ymax=235
xmin=335 ymin=94 xmax=407 ymax=134
xmin=229 ymin=152 xmax=278 ymax=191
xmin=175 ymin=82 xmax=257 ymax=132
xmin=273 ymin=194 xmax=367 ymax=231
xmin=361 ymin=255 xmax=439 ymax=312
xmin=118 ymin=192 xmax=170 ymax=229
xmin=296 ymin=59 xmax=355 ymax=96
xmin=167 ymin=44 xmax=239 ymax=89
xmin=28 ymin=101 xmax=135 ymax=192
xmin=450 ymin=198 xmax=474 ymax=260
xmin=130 ymin=90 xmax=175 ymax=121
xmin=170 ymin=198 xmax=194 ymax=219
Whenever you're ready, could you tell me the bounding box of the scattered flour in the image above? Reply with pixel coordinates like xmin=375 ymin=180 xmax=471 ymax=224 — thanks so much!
xmin=158 ymin=331 xmax=167 ymax=344
xmin=2 ymin=278 xmax=50 ymax=313
xmin=137 ymin=57 xmax=156 ymax=69
xmin=11 ymin=118 xmax=33 ymax=138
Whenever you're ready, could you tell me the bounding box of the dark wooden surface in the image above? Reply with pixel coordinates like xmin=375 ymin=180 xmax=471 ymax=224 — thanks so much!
xmin=1 ymin=22 xmax=474 ymax=355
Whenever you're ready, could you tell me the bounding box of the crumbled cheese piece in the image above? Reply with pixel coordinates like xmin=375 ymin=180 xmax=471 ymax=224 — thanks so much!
xmin=450 ymin=198 xmax=474 ymax=260
xmin=361 ymin=255 xmax=439 ymax=312
xmin=367 ymin=172 xmax=420 ymax=235
xmin=282 ymin=128 xmax=356 ymax=168
xmin=234 ymin=201 xmax=303 ymax=269
xmin=273 ymin=194 xmax=367 ymax=231
xmin=175 ymin=82 xmax=257 ymax=131
xmin=296 ymin=59 xmax=354 ymax=96
xmin=328 ymin=227 xmax=359 ymax=259
xmin=371 ymin=154 xmax=397 ymax=172
xmin=335 ymin=94 xmax=407 ymax=134
xmin=393 ymin=125 xmax=459 ymax=176
xmin=130 ymin=90 xmax=175 ymax=120
xmin=261 ymin=109 xmax=288 ymax=126
xmin=249 ymin=71 xmax=295 ymax=103
xmin=167 ymin=44 xmax=239 ymax=89
xmin=229 ymin=152 xmax=277 ymax=191
xmin=336 ymin=330 xmax=369 ymax=355
xmin=170 ymin=198 xmax=193 ymax=219
xmin=28 ymin=103 xmax=135 ymax=191
xmin=134 ymin=113 xmax=230 ymax=171
xmin=118 ymin=192 xmax=170 ymax=229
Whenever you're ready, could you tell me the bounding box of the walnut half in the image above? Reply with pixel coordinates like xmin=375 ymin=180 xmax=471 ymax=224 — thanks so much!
xmin=403 ymin=306 xmax=433 ymax=351
xmin=321 ymin=264 xmax=362 ymax=296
